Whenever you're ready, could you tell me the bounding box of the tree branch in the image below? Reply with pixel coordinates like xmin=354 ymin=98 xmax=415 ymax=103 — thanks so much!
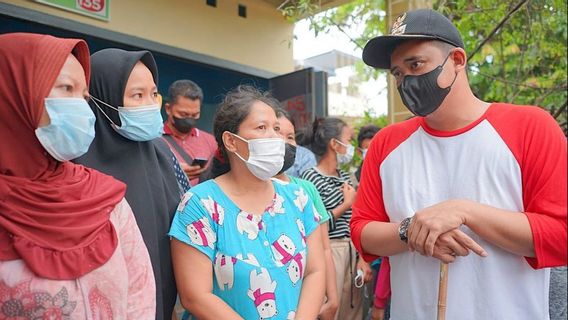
xmin=464 ymin=6 xmax=503 ymax=14
xmin=515 ymin=5 xmax=531 ymax=81
xmin=331 ymin=20 xmax=365 ymax=50
xmin=468 ymin=0 xmax=528 ymax=62
xmin=535 ymin=83 xmax=565 ymax=107
xmin=471 ymin=69 xmax=568 ymax=90
xmin=499 ymin=34 xmax=508 ymax=98
xmin=553 ymin=100 xmax=567 ymax=120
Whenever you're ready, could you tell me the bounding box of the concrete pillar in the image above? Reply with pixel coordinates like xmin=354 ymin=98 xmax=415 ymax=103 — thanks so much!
xmin=385 ymin=0 xmax=432 ymax=123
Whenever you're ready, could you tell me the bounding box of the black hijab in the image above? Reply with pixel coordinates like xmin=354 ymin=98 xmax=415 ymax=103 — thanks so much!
xmin=74 ymin=48 xmax=178 ymax=320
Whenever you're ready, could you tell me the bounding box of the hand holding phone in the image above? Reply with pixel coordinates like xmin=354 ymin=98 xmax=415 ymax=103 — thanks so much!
xmin=191 ymin=158 xmax=208 ymax=168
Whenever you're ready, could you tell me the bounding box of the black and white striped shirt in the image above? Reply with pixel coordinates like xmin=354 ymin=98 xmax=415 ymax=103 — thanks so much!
xmin=301 ymin=167 xmax=353 ymax=239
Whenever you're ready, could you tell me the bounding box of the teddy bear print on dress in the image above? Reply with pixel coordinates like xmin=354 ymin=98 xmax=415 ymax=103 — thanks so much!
xmin=248 ymin=268 xmax=278 ymax=320
xmin=235 ymin=253 xmax=260 ymax=267
xmin=201 ymin=196 xmax=225 ymax=225
xmin=312 ymin=203 xmax=323 ymax=223
xmin=236 ymin=211 xmax=264 ymax=240
xmin=286 ymin=251 xmax=305 ymax=285
xmin=186 ymin=217 xmax=216 ymax=249
xmin=266 ymin=194 xmax=285 ymax=217
xmin=177 ymin=192 xmax=193 ymax=213
xmin=296 ymin=219 xmax=306 ymax=246
xmin=293 ymin=188 xmax=309 ymax=212
xmin=271 ymin=234 xmax=296 ymax=267
xmin=214 ymin=252 xmax=237 ymax=291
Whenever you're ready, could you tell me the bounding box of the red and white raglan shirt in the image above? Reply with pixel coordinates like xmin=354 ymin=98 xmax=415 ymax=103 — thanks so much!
xmin=351 ymin=103 xmax=567 ymax=320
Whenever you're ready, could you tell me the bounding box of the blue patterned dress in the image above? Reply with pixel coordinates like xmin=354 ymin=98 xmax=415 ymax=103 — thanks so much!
xmin=169 ymin=178 xmax=320 ymax=320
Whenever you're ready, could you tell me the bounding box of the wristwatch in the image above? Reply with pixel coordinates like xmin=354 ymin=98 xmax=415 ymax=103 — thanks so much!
xmin=398 ymin=216 xmax=413 ymax=243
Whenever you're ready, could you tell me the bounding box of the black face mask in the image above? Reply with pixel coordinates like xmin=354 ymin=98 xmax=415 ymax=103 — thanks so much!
xmin=172 ymin=116 xmax=197 ymax=134
xmin=279 ymin=143 xmax=297 ymax=175
xmin=397 ymin=52 xmax=457 ymax=117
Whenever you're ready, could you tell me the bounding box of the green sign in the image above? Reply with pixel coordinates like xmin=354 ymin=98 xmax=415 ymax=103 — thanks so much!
xmin=35 ymin=0 xmax=110 ymax=21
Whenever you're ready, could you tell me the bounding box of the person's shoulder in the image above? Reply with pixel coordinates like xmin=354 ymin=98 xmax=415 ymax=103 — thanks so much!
xmin=274 ymin=178 xmax=308 ymax=204
xmin=489 ymin=102 xmax=548 ymax=116
xmin=151 ymin=137 xmax=177 ymax=162
xmin=272 ymin=177 xmax=300 ymax=192
xmin=375 ymin=116 xmax=421 ymax=141
xmin=487 ymin=103 xmax=561 ymax=132
xmin=199 ymin=129 xmax=215 ymax=140
xmin=273 ymin=178 xmax=312 ymax=208
xmin=366 ymin=117 xmax=421 ymax=161
xmin=110 ymin=197 xmax=130 ymax=216
xmin=151 ymin=136 xmax=170 ymax=151
xmin=198 ymin=129 xmax=217 ymax=150
xmin=289 ymin=176 xmax=317 ymax=191
xmin=296 ymin=145 xmax=316 ymax=157
xmin=299 ymin=167 xmax=319 ymax=179
xmin=187 ymin=179 xmax=219 ymax=198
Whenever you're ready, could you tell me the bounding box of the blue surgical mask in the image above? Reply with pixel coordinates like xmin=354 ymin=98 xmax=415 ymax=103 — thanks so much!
xmin=91 ymin=96 xmax=164 ymax=142
xmin=35 ymin=98 xmax=96 ymax=161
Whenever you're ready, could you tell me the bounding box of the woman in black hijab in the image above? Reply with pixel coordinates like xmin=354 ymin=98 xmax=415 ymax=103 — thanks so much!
xmin=74 ymin=48 xmax=180 ymax=320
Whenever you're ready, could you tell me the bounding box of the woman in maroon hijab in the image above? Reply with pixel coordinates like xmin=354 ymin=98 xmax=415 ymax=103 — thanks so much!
xmin=0 ymin=33 xmax=155 ymax=318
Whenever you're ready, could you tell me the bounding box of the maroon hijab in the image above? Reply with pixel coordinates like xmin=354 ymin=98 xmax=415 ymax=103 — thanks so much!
xmin=0 ymin=33 xmax=127 ymax=280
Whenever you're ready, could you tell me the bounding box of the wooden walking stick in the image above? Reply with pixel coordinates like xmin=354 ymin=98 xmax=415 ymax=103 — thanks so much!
xmin=437 ymin=262 xmax=449 ymax=320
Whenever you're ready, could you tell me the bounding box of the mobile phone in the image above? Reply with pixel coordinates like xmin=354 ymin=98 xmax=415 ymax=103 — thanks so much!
xmin=191 ymin=158 xmax=208 ymax=168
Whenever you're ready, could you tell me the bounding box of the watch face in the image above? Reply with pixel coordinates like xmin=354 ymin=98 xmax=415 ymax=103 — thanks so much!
xmin=399 ymin=217 xmax=411 ymax=242
xmin=399 ymin=226 xmax=407 ymax=240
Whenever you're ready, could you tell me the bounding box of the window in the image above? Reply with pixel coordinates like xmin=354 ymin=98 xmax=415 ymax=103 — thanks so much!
xmin=238 ymin=4 xmax=247 ymax=18
xmin=206 ymin=0 xmax=216 ymax=7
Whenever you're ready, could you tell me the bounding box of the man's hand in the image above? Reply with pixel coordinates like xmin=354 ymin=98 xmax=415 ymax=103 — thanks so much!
xmin=407 ymin=199 xmax=469 ymax=256
xmin=431 ymin=229 xmax=488 ymax=263
xmin=181 ymin=163 xmax=206 ymax=180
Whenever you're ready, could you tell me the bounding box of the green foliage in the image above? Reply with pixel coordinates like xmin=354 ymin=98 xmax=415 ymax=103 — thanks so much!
xmin=282 ymin=0 xmax=386 ymax=81
xmin=282 ymin=0 xmax=568 ymax=135
xmin=280 ymin=0 xmax=320 ymax=22
xmin=346 ymin=112 xmax=389 ymax=170
xmin=355 ymin=110 xmax=389 ymax=130
xmin=436 ymin=0 xmax=567 ymax=134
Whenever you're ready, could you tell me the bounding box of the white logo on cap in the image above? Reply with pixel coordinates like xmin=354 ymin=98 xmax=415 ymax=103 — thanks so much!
xmin=390 ymin=12 xmax=407 ymax=35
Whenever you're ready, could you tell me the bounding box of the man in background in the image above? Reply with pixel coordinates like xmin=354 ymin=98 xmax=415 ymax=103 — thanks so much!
xmin=162 ymin=80 xmax=216 ymax=186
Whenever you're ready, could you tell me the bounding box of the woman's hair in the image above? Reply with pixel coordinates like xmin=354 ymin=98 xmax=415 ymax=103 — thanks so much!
xmin=306 ymin=117 xmax=347 ymax=157
xmin=206 ymin=85 xmax=280 ymax=179
xmin=275 ymin=107 xmax=296 ymax=128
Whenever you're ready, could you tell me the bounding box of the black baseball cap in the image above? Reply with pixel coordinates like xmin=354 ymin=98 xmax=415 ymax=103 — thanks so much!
xmin=363 ymin=9 xmax=464 ymax=69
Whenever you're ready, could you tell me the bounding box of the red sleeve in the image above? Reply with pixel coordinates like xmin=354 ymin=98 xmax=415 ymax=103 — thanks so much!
xmin=373 ymin=257 xmax=391 ymax=309
xmin=487 ymin=104 xmax=567 ymax=268
xmin=350 ymin=119 xmax=420 ymax=262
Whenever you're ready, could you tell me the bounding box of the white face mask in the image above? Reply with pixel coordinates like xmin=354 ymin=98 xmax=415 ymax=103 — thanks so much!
xmin=230 ymin=133 xmax=285 ymax=180
xmin=334 ymin=139 xmax=354 ymax=165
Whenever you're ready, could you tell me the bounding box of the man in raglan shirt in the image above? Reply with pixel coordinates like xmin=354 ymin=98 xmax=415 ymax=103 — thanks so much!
xmin=350 ymin=9 xmax=567 ymax=319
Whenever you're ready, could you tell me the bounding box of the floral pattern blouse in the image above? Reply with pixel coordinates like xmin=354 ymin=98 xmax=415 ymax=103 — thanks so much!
xmin=0 ymin=199 xmax=156 ymax=319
